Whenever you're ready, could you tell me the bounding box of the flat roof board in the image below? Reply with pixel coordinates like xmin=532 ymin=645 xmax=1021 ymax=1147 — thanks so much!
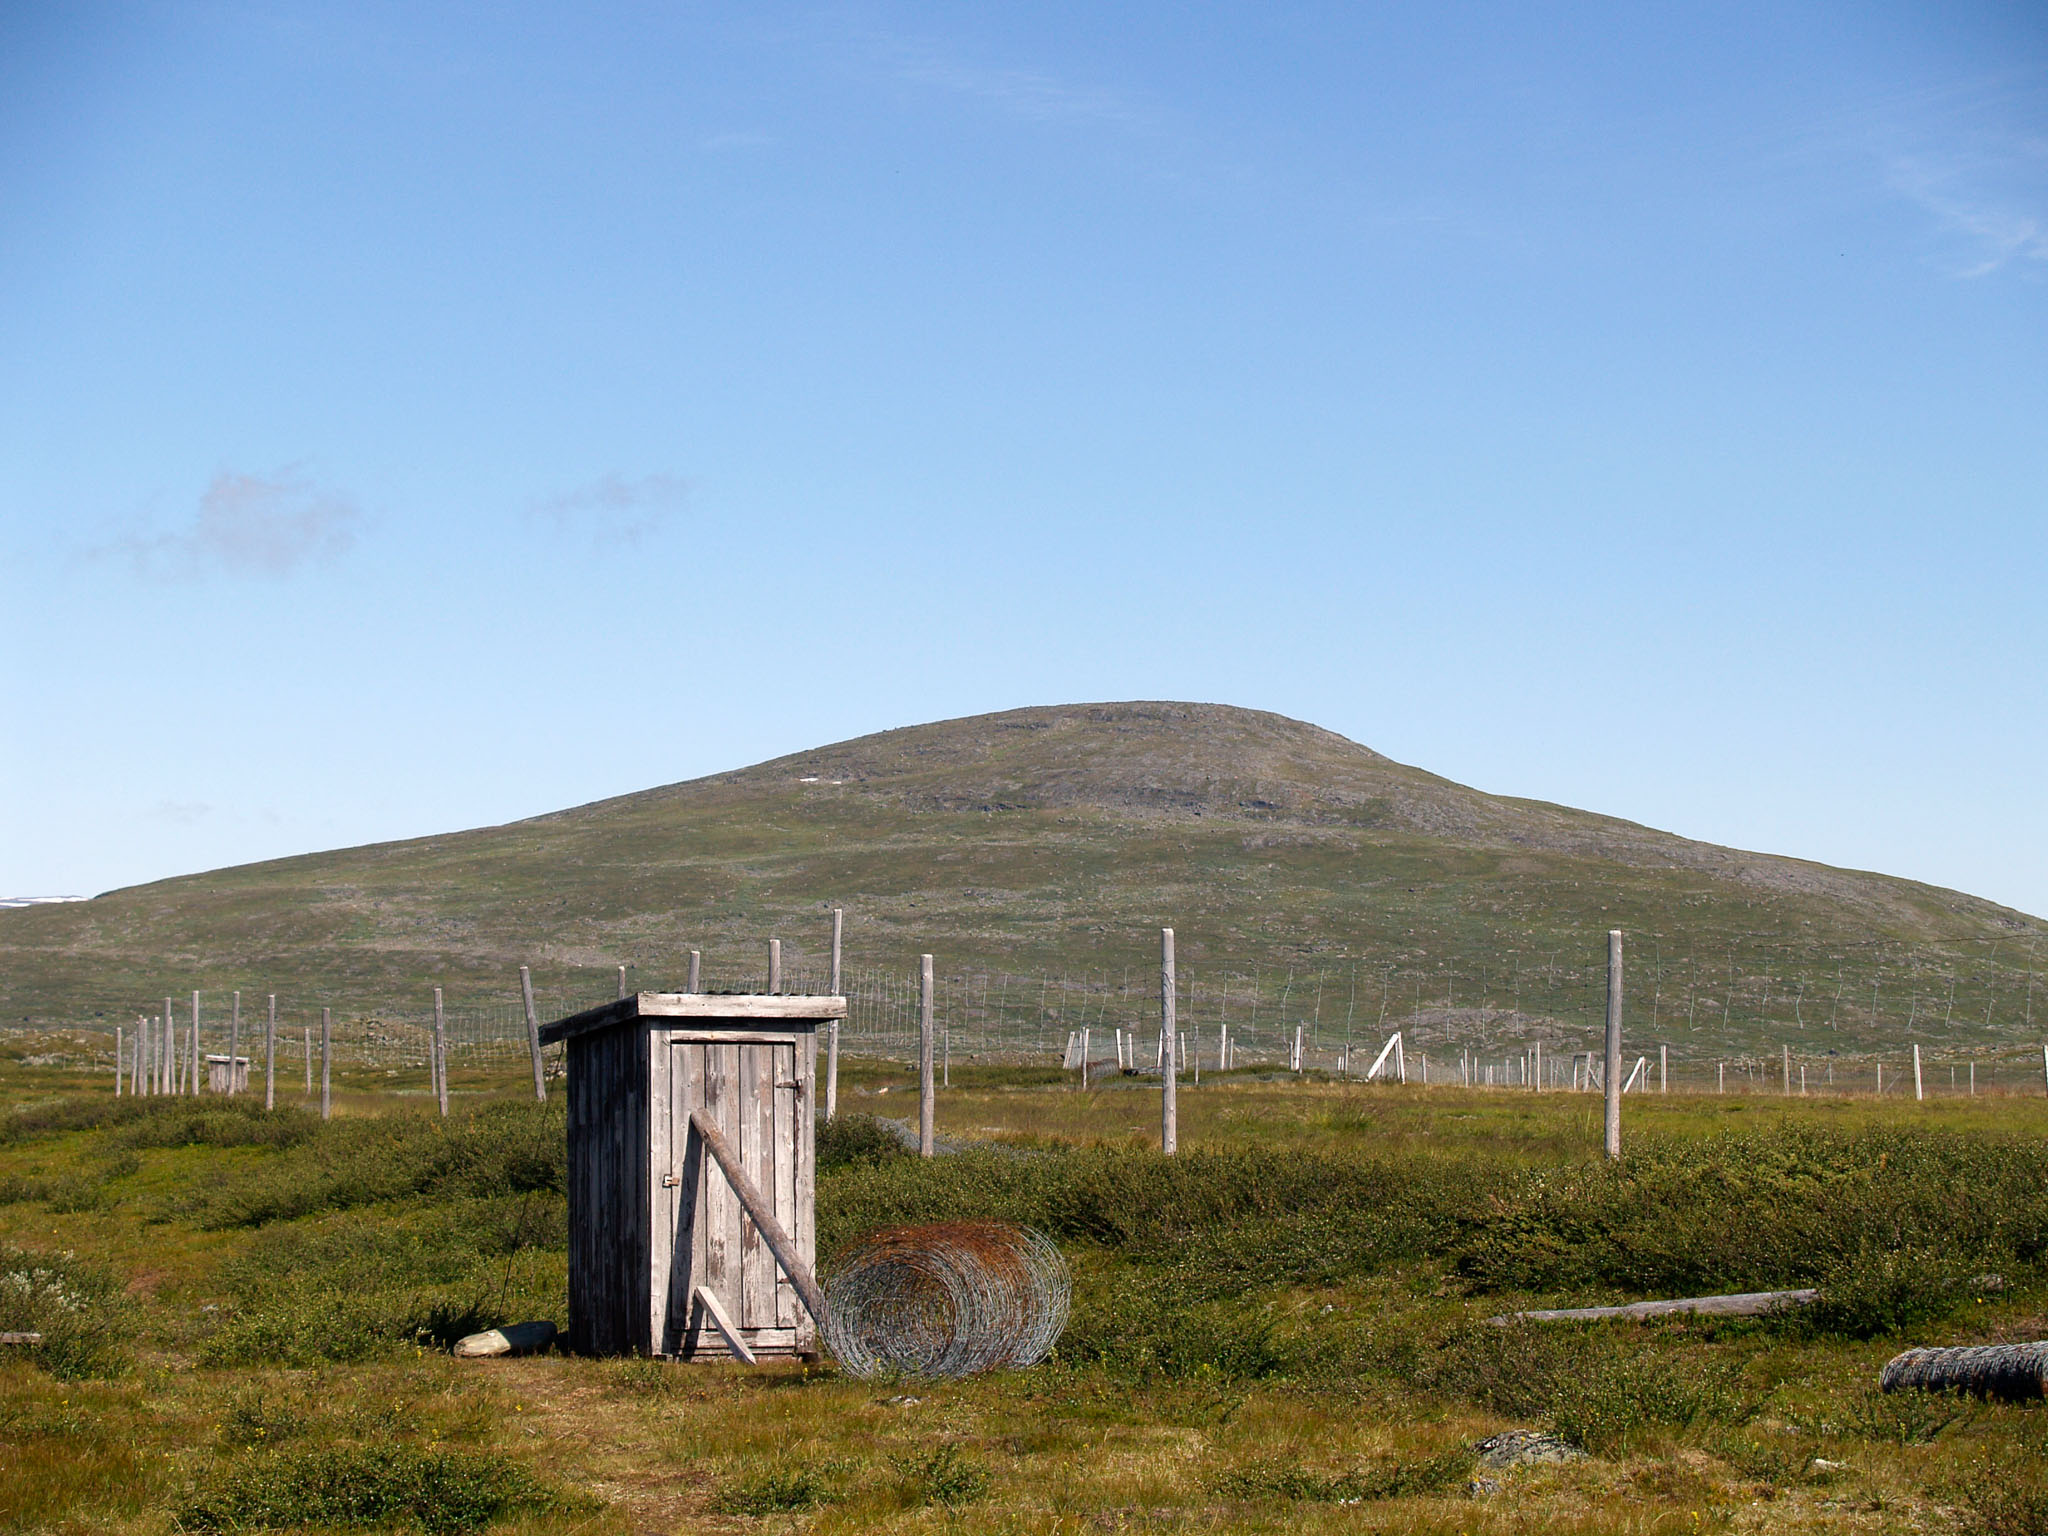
xmin=538 ymin=991 xmax=848 ymax=1046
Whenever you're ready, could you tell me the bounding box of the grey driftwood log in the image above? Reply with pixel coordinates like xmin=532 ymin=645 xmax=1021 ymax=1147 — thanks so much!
xmin=452 ymin=1320 xmax=558 ymax=1358
xmin=1881 ymin=1342 xmax=2048 ymax=1400
xmin=1495 ymin=1275 xmax=2004 ymax=1327
xmin=1491 ymin=1289 xmax=1818 ymax=1325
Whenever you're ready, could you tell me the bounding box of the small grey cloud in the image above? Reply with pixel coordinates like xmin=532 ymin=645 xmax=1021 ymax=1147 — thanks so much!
xmin=147 ymin=800 xmax=211 ymax=825
xmin=95 ymin=468 xmax=360 ymax=580
xmin=530 ymin=473 xmax=688 ymax=547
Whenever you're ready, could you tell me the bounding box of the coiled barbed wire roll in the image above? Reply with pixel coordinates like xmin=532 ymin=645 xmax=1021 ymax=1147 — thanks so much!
xmin=822 ymin=1221 xmax=1071 ymax=1379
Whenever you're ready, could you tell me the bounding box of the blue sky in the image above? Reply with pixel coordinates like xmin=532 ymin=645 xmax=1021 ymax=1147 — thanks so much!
xmin=3 ymin=2 xmax=2044 ymax=917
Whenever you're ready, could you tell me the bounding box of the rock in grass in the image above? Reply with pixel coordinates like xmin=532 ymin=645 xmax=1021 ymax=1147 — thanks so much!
xmin=1471 ymin=1430 xmax=1583 ymax=1470
xmin=453 ymin=1321 xmax=558 ymax=1358
xmin=1880 ymin=1342 xmax=2048 ymax=1401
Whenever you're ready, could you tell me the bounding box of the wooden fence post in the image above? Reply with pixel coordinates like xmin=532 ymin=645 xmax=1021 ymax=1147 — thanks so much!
xmin=616 ymin=965 xmax=627 ymax=1001
xmin=265 ymin=996 xmax=276 ymax=1111
xmin=825 ymin=910 xmax=842 ymax=1123
xmin=919 ymin=955 xmax=935 ymax=1157
xmin=1533 ymin=1038 xmax=1542 ymax=1094
xmin=520 ymin=966 xmax=547 ymax=1103
xmin=162 ymin=996 xmax=173 ymax=1094
xmin=115 ymin=1025 xmax=124 ymax=1095
xmin=190 ymin=991 xmax=201 ymax=1096
xmin=1604 ymin=930 xmax=1623 ymax=1160
xmin=303 ymin=1026 xmax=312 ymax=1095
xmin=320 ymin=1007 xmax=332 ymax=1120
xmin=1659 ymin=1043 xmax=1667 ymax=1094
xmin=688 ymin=950 xmax=701 ymax=993
xmin=228 ymin=991 xmax=241 ymax=1095
xmin=768 ymin=939 xmax=781 ymax=995
xmin=1161 ymin=928 xmax=1178 ymax=1156
xmin=1913 ymin=1042 xmax=1924 ymax=1101
xmin=433 ymin=986 xmax=449 ymax=1117
xmin=1080 ymin=1027 xmax=1090 ymax=1091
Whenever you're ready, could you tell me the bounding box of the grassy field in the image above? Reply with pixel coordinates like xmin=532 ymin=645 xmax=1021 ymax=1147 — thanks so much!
xmin=7 ymin=1039 xmax=2048 ymax=1535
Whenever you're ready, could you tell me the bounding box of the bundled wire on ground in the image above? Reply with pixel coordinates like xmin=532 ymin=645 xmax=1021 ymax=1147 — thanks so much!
xmin=821 ymin=1221 xmax=1070 ymax=1379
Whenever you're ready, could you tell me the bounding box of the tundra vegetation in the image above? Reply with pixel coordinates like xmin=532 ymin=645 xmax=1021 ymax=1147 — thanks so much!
xmin=4 ymin=1039 xmax=2048 ymax=1534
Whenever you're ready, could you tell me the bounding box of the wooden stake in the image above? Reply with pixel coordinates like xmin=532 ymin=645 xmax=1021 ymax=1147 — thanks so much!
xmin=320 ymin=1007 xmax=332 ymax=1120
xmin=1604 ymin=930 xmax=1623 ymax=1160
xmin=520 ymin=966 xmax=547 ymax=1102
xmin=433 ymin=986 xmax=449 ymax=1117
xmin=616 ymin=965 xmax=627 ymax=1001
xmin=1533 ymin=1039 xmax=1541 ymax=1093
xmin=115 ymin=1025 xmax=124 ymax=1095
xmin=1161 ymin=927 xmax=1178 ymax=1156
xmin=162 ymin=997 xmax=173 ymax=1094
xmin=265 ymin=996 xmax=276 ymax=1111
xmin=303 ymin=1026 xmax=312 ymax=1095
xmin=768 ymin=939 xmax=781 ymax=995
xmin=1913 ymin=1042 xmax=1924 ymax=1101
xmin=918 ymin=955 xmax=935 ymax=1157
xmin=190 ymin=991 xmax=201 ymax=1096
xmin=1079 ymin=1027 xmax=1090 ymax=1091
xmin=1659 ymin=1043 xmax=1667 ymax=1093
xmin=688 ymin=950 xmax=702 ymax=992
xmin=228 ymin=991 xmax=241 ymax=1095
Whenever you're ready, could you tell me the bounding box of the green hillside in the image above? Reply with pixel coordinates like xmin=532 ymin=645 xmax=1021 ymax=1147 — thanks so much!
xmin=4 ymin=702 xmax=2042 ymax=1062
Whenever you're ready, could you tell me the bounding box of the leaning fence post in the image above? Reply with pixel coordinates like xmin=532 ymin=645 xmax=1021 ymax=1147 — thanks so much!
xmin=520 ymin=966 xmax=547 ymax=1103
xmin=432 ymin=986 xmax=449 ymax=1117
xmin=265 ymin=995 xmax=277 ymax=1111
xmin=825 ymin=909 xmax=843 ymax=1122
xmin=320 ymin=1007 xmax=332 ymax=1120
xmin=1913 ymin=1042 xmax=1924 ymax=1102
xmin=1604 ymin=930 xmax=1623 ymax=1160
xmin=918 ymin=955 xmax=935 ymax=1156
xmin=1161 ymin=928 xmax=1178 ymax=1156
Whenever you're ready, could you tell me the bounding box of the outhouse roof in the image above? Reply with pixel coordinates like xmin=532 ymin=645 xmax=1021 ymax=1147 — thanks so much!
xmin=538 ymin=991 xmax=847 ymax=1046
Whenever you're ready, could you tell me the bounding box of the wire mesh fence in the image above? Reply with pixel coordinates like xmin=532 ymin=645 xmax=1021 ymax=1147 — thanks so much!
xmin=9 ymin=933 xmax=2048 ymax=1102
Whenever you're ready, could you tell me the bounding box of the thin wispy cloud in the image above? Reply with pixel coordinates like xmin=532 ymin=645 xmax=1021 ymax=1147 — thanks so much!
xmin=888 ymin=43 xmax=1145 ymax=129
xmin=1889 ymin=153 xmax=2048 ymax=278
xmin=94 ymin=468 xmax=360 ymax=581
xmin=530 ymin=473 xmax=688 ymax=548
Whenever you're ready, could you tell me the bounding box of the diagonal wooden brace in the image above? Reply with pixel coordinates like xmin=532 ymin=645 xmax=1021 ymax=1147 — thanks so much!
xmin=687 ymin=1108 xmax=830 ymax=1330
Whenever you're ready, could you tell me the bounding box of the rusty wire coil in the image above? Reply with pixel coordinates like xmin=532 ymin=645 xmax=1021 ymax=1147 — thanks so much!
xmin=821 ymin=1221 xmax=1070 ymax=1379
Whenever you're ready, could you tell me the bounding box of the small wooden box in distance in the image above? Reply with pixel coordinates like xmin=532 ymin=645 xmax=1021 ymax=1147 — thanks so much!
xmin=205 ymin=1054 xmax=250 ymax=1094
xmin=540 ymin=992 xmax=844 ymax=1360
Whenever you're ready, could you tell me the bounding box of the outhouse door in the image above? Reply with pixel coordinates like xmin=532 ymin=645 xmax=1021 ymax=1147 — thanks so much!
xmin=661 ymin=1034 xmax=815 ymax=1358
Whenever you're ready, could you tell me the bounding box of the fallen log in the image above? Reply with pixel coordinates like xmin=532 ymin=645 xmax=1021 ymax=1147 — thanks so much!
xmin=1881 ymin=1343 xmax=2048 ymax=1401
xmin=1492 ymin=1289 xmax=1817 ymax=1326
xmin=1493 ymin=1275 xmax=2004 ymax=1327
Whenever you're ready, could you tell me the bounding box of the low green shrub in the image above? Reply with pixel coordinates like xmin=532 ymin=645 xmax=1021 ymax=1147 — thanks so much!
xmin=816 ymin=1112 xmax=913 ymax=1172
xmin=176 ymin=1445 xmax=591 ymax=1533
xmin=1213 ymin=1451 xmax=1470 ymax=1503
xmin=890 ymin=1443 xmax=989 ymax=1507
xmin=714 ymin=1464 xmax=836 ymax=1514
xmin=0 ymin=1244 xmax=130 ymax=1379
xmin=1404 ymin=1321 xmax=1755 ymax=1453
xmin=1939 ymin=1454 xmax=2048 ymax=1536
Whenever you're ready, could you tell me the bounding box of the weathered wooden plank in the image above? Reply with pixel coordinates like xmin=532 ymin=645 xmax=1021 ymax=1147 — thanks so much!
xmin=795 ymin=1029 xmax=817 ymax=1351
xmin=771 ymin=1040 xmax=798 ymax=1328
xmin=540 ymin=994 xmax=845 ymax=1045
xmin=685 ymin=1108 xmax=828 ymax=1328
xmin=743 ymin=1043 xmax=775 ymax=1327
xmin=693 ymin=1286 xmax=755 ymax=1364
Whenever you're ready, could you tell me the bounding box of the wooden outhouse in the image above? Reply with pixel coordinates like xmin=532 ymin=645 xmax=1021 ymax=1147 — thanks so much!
xmin=539 ymin=993 xmax=843 ymax=1361
xmin=205 ymin=1054 xmax=250 ymax=1094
